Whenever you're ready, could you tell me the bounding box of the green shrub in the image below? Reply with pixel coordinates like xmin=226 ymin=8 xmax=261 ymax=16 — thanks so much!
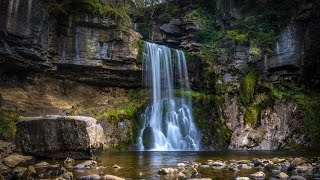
xmin=0 ymin=111 xmax=20 ymax=140
xmin=240 ymin=70 xmax=258 ymax=105
xmin=227 ymin=30 xmax=248 ymax=44
xmin=43 ymin=0 xmax=131 ymax=27
xmin=244 ymin=106 xmax=259 ymax=126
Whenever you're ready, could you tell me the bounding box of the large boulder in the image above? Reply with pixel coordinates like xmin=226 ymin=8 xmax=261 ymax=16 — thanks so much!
xmin=15 ymin=116 xmax=105 ymax=159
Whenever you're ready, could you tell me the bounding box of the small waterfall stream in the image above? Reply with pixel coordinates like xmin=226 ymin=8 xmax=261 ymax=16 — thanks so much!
xmin=138 ymin=42 xmax=200 ymax=151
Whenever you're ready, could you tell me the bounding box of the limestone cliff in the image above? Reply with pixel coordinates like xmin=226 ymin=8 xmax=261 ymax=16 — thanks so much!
xmin=0 ymin=0 xmax=142 ymax=87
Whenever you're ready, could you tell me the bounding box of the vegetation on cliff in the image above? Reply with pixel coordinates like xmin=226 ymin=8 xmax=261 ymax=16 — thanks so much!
xmin=43 ymin=0 xmax=132 ymax=26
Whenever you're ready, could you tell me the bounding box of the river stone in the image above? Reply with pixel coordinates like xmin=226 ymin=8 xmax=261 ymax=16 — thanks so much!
xmin=158 ymin=168 xmax=178 ymax=175
xmin=3 ymin=154 xmax=34 ymax=168
xmin=289 ymin=158 xmax=306 ymax=171
xmin=78 ymin=174 xmax=101 ymax=180
xmin=0 ymin=162 xmax=11 ymax=175
xmin=289 ymin=175 xmax=306 ymax=180
xmin=236 ymin=177 xmax=250 ymax=180
xmin=74 ymin=160 xmax=97 ymax=170
xmin=278 ymin=172 xmax=289 ymax=179
xmin=0 ymin=140 xmax=16 ymax=159
xmin=250 ymin=171 xmax=266 ymax=179
xmin=61 ymin=172 xmax=73 ymax=180
xmin=104 ymin=174 xmax=125 ymax=180
xmin=15 ymin=115 xmax=105 ymax=159
xmin=12 ymin=167 xmax=27 ymax=179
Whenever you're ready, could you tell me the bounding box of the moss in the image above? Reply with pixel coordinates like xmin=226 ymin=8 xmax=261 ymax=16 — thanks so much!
xmin=43 ymin=0 xmax=132 ymax=27
xmin=227 ymin=30 xmax=248 ymax=44
xmin=95 ymin=101 xmax=146 ymax=122
xmin=0 ymin=111 xmax=20 ymax=140
xmin=133 ymin=39 xmax=144 ymax=65
xmin=240 ymin=69 xmax=258 ymax=106
xmin=215 ymin=116 xmax=232 ymax=144
xmin=251 ymin=47 xmax=262 ymax=56
xmin=271 ymin=81 xmax=320 ymax=149
xmin=244 ymin=106 xmax=259 ymax=126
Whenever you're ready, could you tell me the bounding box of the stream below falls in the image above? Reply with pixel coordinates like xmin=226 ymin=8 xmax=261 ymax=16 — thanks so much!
xmin=44 ymin=151 xmax=320 ymax=179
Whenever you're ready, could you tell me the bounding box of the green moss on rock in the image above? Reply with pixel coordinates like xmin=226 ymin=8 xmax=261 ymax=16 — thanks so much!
xmin=0 ymin=111 xmax=20 ymax=140
xmin=240 ymin=70 xmax=258 ymax=105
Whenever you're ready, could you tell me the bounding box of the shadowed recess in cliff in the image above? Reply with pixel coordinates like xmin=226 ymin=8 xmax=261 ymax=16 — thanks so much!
xmin=138 ymin=42 xmax=200 ymax=151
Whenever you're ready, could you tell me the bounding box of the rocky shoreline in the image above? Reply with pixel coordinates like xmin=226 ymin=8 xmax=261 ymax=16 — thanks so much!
xmin=156 ymin=157 xmax=320 ymax=180
xmin=1 ymin=138 xmax=319 ymax=180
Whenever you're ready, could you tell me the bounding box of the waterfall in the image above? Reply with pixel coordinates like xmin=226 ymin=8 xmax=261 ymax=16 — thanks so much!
xmin=138 ymin=42 xmax=200 ymax=151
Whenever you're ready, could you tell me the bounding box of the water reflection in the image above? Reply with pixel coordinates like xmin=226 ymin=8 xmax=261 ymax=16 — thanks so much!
xmin=75 ymin=151 xmax=319 ymax=179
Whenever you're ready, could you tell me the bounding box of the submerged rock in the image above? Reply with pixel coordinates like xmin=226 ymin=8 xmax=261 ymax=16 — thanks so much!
xmin=158 ymin=168 xmax=178 ymax=175
xmin=289 ymin=175 xmax=306 ymax=180
xmin=103 ymin=174 xmax=125 ymax=180
xmin=74 ymin=160 xmax=98 ymax=170
xmin=78 ymin=174 xmax=101 ymax=180
xmin=15 ymin=115 xmax=105 ymax=159
xmin=236 ymin=177 xmax=250 ymax=180
xmin=278 ymin=172 xmax=289 ymax=179
xmin=112 ymin=164 xmax=120 ymax=169
xmin=60 ymin=172 xmax=73 ymax=180
xmin=3 ymin=154 xmax=34 ymax=168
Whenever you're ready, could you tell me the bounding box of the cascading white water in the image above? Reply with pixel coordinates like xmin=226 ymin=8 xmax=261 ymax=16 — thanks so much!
xmin=138 ymin=42 xmax=200 ymax=151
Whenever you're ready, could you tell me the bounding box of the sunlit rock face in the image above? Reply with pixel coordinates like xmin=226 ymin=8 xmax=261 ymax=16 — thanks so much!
xmin=15 ymin=116 xmax=105 ymax=159
xmin=228 ymin=100 xmax=306 ymax=150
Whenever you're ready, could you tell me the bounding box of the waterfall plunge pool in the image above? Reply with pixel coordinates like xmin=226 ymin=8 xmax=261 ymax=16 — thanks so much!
xmin=44 ymin=151 xmax=319 ymax=179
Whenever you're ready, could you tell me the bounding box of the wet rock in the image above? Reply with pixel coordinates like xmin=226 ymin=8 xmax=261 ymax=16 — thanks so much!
xmin=210 ymin=161 xmax=226 ymax=169
xmin=289 ymin=158 xmax=306 ymax=170
xmin=177 ymin=163 xmax=186 ymax=169
xmin=0 ymin=141 xmax=16 ymax=159
xmin=250 ymin=171 xmax=266 ymax=179
xmin=112 ymin=164 xmax=120 ymax=169
xmin=74 ymin=160 xmax=97 ymax=170
xmin=78 ymin=174 xmax=101 ymax=180
xmin=158 ymin=168 xmax=178 ymax=175
xmin=64 ymin=158 xmax=75 ymax=164
xmin=12 ymin=167 xmax=27 ymax=179
xmin=207 ymin=160 xmax=214 ymax=165
xmin=236 ymin=177 xmax=250 ymax=180
xmin=142 ymin=126 xmax=154 ymax=150
xmin=292 ymin=163 xmax=313 ymax=175
xmin=178 ymin=171 xmax=187 ymax=179
xmin=103 ymin=174 xmax=125 ymax=180
xmin=64 ymin=158 xmax=74 ymax=168
xmin=34 ymin=161 xmax=50 ymax=169
xmin=237 ymin=160 xmax=252 ymax=164
xmin=61 ymin=172 xmax=73 ymax=180
xmin=25 ymin=165 xmax=37 ymax=178
xmin=0 ymin=162 xmax=11 ymax=175
xmin=289 ymin=175 xmax=306 ymax=180
xmin=46 ymin=164 xmax=66 ymax=176
xmin=3 ymin=154 xmax=34 ymax=168
xmin=253 ymin=158 xmax=264 ymax=167
xmin=272 ymin=169 xmax=282 ymax=174
xmin=227 ymin=163 xmax=239 ymax=172
xmin=278 ymin=172 xmax=289 ymax=179
xmin=240 ymin=164 xmax=253 ymax=169
xmin=15 ymin=116 xmax=105 ymax=159
xmin=199 ymin=165 xmax=210 ymax=168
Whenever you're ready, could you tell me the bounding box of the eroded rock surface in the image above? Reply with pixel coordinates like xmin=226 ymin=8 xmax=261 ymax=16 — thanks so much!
xmin=15 ymin=116 xmax=105 ymax=159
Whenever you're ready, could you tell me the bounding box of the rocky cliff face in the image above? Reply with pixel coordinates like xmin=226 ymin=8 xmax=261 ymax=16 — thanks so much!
xmin=0 ymin=0 xmax=142 ymax=87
